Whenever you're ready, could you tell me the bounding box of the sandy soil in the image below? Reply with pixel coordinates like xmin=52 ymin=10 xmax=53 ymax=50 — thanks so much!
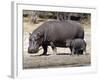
xmin=23 ymin=20 xmax=91 ymax=69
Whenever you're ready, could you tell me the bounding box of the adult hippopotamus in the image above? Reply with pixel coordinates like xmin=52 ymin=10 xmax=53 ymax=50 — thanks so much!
xmin=28 ymin=20 xmax=84 ymax=55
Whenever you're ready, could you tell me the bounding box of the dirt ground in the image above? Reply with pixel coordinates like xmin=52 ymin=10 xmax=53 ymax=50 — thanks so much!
xmin=23 ymin=20 xmax=91 ymax=69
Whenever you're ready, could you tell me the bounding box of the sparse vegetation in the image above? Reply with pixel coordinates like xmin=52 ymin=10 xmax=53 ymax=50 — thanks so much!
xmin=23 ymin=10 xmax=91 ymax=25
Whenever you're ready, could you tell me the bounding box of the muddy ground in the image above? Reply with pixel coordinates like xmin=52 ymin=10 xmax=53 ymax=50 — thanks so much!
xmin=23 ymin=20 xmax=91 ymax=69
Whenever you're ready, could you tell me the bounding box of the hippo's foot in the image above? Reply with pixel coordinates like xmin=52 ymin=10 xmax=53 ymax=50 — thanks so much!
xmin=83 ymin=51 xmax=87 ymax=55
xmin=39 ymin=54 xmax=50 ymax=56
xmin=70 ymin=52 xmax=74 ymax=56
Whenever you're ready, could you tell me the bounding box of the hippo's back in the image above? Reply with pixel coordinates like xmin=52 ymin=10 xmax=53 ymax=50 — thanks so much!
xmin=40 ymin=20 xmax=84 ymax=42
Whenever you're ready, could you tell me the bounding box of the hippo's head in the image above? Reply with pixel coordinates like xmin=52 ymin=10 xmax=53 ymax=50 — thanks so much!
xmin=66 ymin=40 xmax=72 ymax=47
xmin=28 ymin=32 xmax=43 ymax=53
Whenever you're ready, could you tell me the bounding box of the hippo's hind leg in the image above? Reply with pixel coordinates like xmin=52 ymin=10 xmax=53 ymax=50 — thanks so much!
xmin=70 ymin=47 xmax=75 ymax=56
xmin=50 ymin=42 xmax=57 ymax=55
xmin=69 ymin=47 xmax=72 ymax=55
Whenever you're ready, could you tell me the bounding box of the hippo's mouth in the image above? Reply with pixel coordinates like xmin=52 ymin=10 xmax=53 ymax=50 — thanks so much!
xmin=28 ymin=49 xmax=39 ymax=54
xmin=28 ymin=47 xmax=43 ymax=54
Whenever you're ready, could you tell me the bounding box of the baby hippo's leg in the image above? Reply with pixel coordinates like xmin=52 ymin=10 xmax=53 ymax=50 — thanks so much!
xmin=83 ymin=48 xmax=87 ymax=55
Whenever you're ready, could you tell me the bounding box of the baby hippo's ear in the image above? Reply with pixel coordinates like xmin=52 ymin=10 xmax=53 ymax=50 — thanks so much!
xmin=66 ymin=42 xmax=70 ymax=47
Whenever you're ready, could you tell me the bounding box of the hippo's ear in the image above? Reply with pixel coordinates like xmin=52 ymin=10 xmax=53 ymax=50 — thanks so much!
xmin=37 ymin=32 xmax=41 ymax=37
xmin=37 ymin=32 xmax=43 ymax=38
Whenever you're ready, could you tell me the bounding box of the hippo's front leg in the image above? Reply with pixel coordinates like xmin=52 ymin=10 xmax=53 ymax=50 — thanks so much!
xmin=50 ymin=42 xmax=57 ymax=55
xmin=41 ymin=44 xmax=48 ymax=55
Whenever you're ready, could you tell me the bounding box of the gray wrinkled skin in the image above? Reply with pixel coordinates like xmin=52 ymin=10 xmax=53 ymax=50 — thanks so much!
xmin=28 ymin=20 xmax=84 ymax=55
xmin=70 ymin=39 xmax=86 ymax=55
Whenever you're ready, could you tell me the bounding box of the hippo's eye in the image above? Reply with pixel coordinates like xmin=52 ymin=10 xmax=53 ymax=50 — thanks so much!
xmin=34 ymin=38 xmax=38 ymax=41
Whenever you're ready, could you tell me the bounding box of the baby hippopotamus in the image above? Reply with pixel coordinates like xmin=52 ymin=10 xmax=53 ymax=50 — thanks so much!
xmin=66 ymin=39 xmax=86 ymax=55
